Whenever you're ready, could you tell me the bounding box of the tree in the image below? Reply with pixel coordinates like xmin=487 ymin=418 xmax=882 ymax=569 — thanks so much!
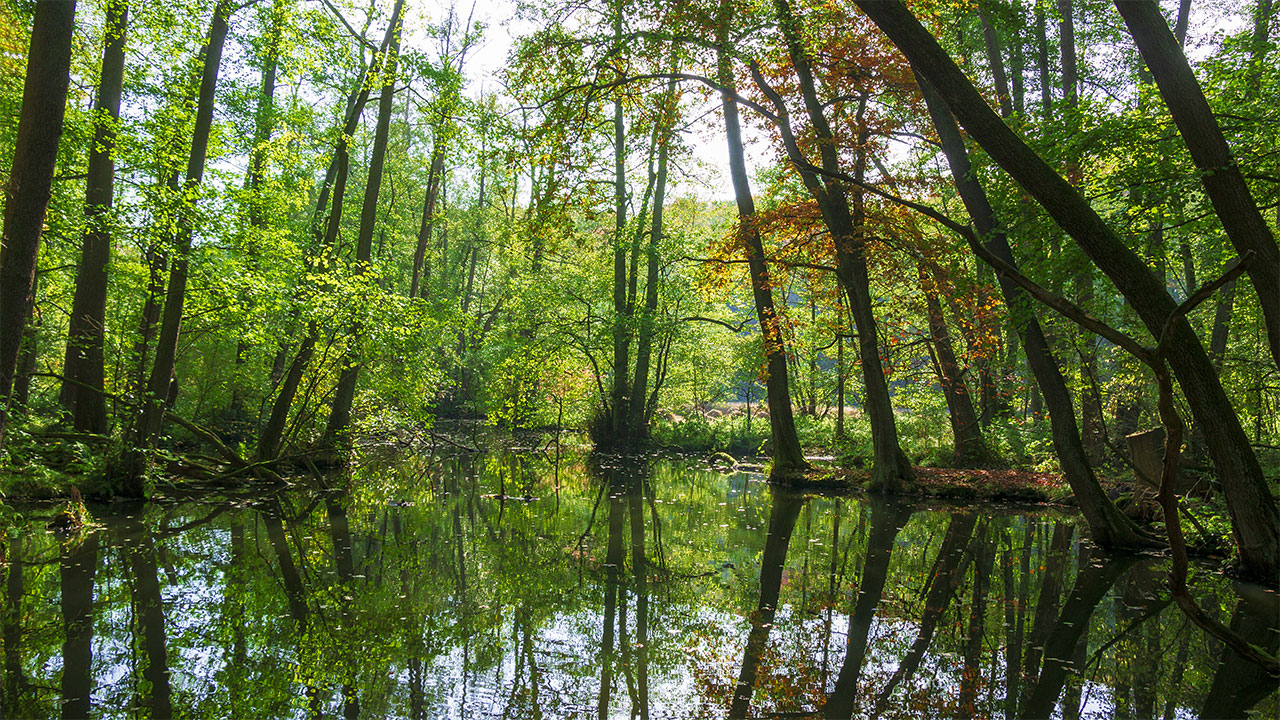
xmin=123 ymin=0 xmax=234 ymax=488
xmin=61 ymin=0 xmax=128 ymax=435
xmin=0 ymin=0 xmax=77 ymax=447
xmin=716 ymin=0 xmax=808 ymax=476
xmin=854 ymin=0 xmax=1279 ymax=583
xmin=322 ymin=0 xmax=407 ymax=450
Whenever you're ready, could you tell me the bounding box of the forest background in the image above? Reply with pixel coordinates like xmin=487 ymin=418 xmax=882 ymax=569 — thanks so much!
xmin=0 ymin=0 xmax=1277 ymax=584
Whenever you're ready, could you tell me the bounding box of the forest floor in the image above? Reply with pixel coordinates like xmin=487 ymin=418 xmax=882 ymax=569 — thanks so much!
xmin=801 ymin=464 xmax=1079 ymax=504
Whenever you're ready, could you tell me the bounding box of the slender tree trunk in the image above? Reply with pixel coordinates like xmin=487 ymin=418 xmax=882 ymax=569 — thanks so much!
xmin=1174 ymin=0 xmax=1193 ymax=43
xmin=124 ymin=0 xmax=232 ymax=488
xmin=322 ymin=0 xmax=406 ymax=449
xmin=716 ymin=6 xmax=808 ymax=475
xmin=62 ymin=0 xmax=126 ymax=434
xmin=608 ymin=0 xmax=630 ymax=441
xmin=410 ymin=142 xmax=445 ymax=298
xmin=10 ymin=302 xmax=38 ymax=410
xmin=1034 ymin=5 xmax=1052 ymax=115
xmin=917 ymin=74 xmax=1151 ymax=548
xmin=629 ymin=80 xmax=676 ymax=439
xmin=0 ymin=0 xmax=77 ymax=446
xmin=1116 ymin=0 xmax=1280 ymax=369
xmin=257 ymin=33 xmax=386 ymax=460
xmin=1209 ymin=279 xmax=1236 ymax=370
xmin=769 ymin=0 xmax=913 ymax=489
xmin=979 ymin=6 xmax=1013 ymax=117
xmin=920 ymin=267 xmax=991 ymax=465
xmin=862 ymin=0 xmax=1277 ymax=579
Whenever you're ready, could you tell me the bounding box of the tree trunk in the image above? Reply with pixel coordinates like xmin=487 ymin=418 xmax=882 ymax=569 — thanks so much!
xmin=770 ymin=0 xmax=913 ymax=489
xmin=629 ymin=80 xmax=675 ymax=439
xmin=409 ymin=141 xmax=445 ymax=298
xmin=979 ymin=6 xmax=1013 ymax=117
xmin=716 ymin=5 xmax=808 ymax=476
xmin=1115 ymin=0 xmax=1280 ymax=369
xmin=921 ymin=267 xmax=991 ymax=466
xmin=125 ymin=0 xmax=232 ymax=488
xmin=917 ymin=74 xmax=1153 ymax=548
xmin=860 ymin=0 xmax=1277 ymax=581
xmin=257 ymin=32 xmax=386 ymax=460
xmin=322 ymin=0 xmax=406 ymax=449
xmin=62 ymin=0 xmax=126 ymax=434
xmin=608 ymin=0 xmax=630 ymax=442
xmin=0 ymin=0 xmax=77 ymax=446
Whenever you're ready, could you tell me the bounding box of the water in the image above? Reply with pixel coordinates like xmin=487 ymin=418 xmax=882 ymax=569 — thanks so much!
xmin=1 ymin=451 xmax=1276 ymax=719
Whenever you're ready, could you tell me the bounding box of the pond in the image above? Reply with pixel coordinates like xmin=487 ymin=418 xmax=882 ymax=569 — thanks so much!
xmin=1 ymin=451 xmax=1276 ymax=719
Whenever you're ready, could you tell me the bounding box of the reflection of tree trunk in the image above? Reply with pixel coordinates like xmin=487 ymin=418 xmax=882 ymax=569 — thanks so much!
xmin=875 ymin=513 xmax=976 ymax=707
xmin=824 ymin=499 xmax=914 ymax=719
xmin=598 ymin=483 xmax=626 ymax=719
xmin=60 ymin=532 xmax=100 ymax=720
xmin=1200 ymin=586 xmax=1280 ymax=719
xmin=326 ymin=495 xmax=360 ymax=719
xmin=629 ymin=488 xmax=650 ymax=720
xmin=264 ymin=500 xmax=308 ymax=623
xmin=959 ymin=522 xmax=994 ymax=715
xmin=728 ymin=491 xmax=805 ymax=719
xmin=130 ymin=533 xmax=173 ymax=719
xmin=1020 ymin=550 xmax=1133 ymax=719
xmin=1019 ymin=523 xmax=1070 ymax=703
xmin=3 ymin=536 xmax=26 ymax=711
xmin=227 ymin=518 xmax=247 ymax=715
xmin=1001 ymin=526 xmax=1027 ymax=719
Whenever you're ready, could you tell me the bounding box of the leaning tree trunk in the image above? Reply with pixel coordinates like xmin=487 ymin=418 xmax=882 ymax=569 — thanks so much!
xmin=715 ymin=7 xmax=808 ymax=476
xmin=1114 ymin=0 xmax=1280 ymax=370
xmin=858 ymin=0 xmax=1277 ymax=579
xmin=322 ymin=0 xmax=406 ymax=450
xmin=257 ymin=29 xmax=389 ymax=461
xmin=124 ymin=0 xmax=233 ymax=489
xmin=0 ymin=0 xmax=77 ymax=447
xmin=62 ymin=0 xmax=126 ymax=434
xmin=917 ymin=74 xmax=1154 ymax=549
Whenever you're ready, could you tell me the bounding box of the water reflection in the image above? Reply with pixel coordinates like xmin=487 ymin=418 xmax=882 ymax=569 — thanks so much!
xmin=0 ymin=451 xmax=1274 ymax=719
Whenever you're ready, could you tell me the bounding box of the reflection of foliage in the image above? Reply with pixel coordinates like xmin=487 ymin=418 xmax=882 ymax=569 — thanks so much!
xmin=0 ymin=456 xmax=1273 ymax=718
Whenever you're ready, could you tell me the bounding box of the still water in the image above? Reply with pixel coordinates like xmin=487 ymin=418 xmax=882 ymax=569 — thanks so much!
xmin=1 ymin=451 xmax=1276 ymax=719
